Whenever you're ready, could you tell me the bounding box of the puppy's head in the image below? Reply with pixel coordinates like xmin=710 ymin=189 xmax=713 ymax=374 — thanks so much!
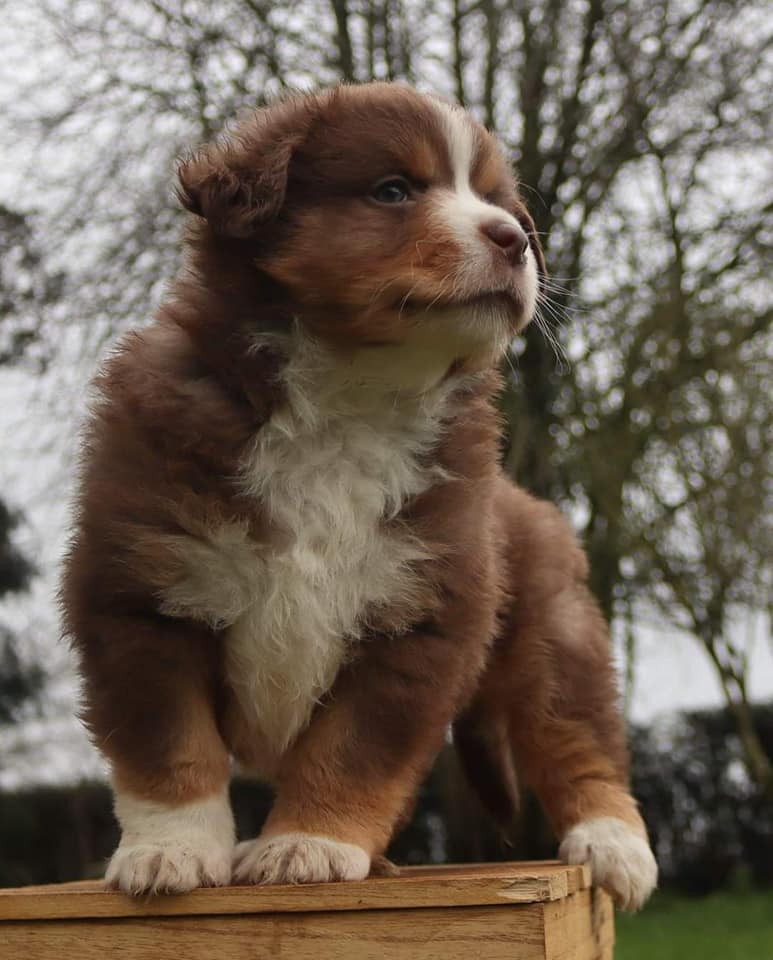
xmin=178 ymin=83 xmax=544 ymax=364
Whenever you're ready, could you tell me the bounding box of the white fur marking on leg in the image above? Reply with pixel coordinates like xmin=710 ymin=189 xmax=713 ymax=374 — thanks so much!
xmin=232 ymin=832 xmax=370 ymax=885
xmin=559 ymin=816 xmax=658 ymax=912
xmin=106 ymin=788 xmax=235 ymax=895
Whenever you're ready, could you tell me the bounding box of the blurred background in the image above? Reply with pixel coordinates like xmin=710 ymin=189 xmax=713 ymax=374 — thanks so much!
xmin=0 ymin=1 xmax=770 ymax=955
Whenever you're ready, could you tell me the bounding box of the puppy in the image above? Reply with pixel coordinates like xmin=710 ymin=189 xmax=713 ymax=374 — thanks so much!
xmin=62 ymin=82 xmax=657 ymax=910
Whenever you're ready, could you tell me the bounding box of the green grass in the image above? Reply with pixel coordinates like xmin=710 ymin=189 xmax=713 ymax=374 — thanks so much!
xmin=615 ymin=890 xmax=773 ymax=960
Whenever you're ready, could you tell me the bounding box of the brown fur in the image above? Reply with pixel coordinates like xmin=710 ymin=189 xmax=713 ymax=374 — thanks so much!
xmin=455 ymin=483 xmax=643 ymax=838
xmin=62 ymin=82 xmax=645 ymax=876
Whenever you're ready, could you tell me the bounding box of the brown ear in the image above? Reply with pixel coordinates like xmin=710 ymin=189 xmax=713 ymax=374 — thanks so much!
xmin=177 ymin=142 xmax=293 ymax=237
xmin=176 ymin=100 xmax=312 ymax=238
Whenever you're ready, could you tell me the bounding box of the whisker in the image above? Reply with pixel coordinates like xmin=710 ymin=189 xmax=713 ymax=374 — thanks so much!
xmin=539 ymin=281 xmax=588 ymax=306
xmin=516 ymin=182 xmax=548 ymax=209
xmin=422 ymin=269 xmax=458 ymax=313
xmin=537 ymin=308 xmax=573 ymax=351
xmin=366 ymin=275 xmax=401 ymax=310
xmin=537 ymin=290 xmax=588 ymax=323
xmin=533 ymin=306 xmax=571 ymax=373
xmin=537 ymin=297 xmax=573 ymax=327
xmin=502 ymin=343 xmax=520 ymax=383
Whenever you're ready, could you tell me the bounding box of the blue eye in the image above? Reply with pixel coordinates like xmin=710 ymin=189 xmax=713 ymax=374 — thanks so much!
xmin=372 ymin=177 xmax=412 ymax=204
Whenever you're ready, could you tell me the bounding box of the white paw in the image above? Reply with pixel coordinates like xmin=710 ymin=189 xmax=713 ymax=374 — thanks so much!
xmin=233 ymin=832 xmax=370 ymax=885
xmin=107 ymin=788 xmax=235 ymax=895
xmin=559 ymin=817 xmax=658 ymax=911
xmin=106 ymin=839 xmax=232 ymax=895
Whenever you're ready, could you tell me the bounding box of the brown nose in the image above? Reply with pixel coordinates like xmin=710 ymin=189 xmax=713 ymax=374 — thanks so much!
xmin=481 ymin=220 xmax=529 ymax=264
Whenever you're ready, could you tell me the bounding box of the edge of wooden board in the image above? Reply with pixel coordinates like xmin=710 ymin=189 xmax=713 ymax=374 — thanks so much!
xmin=0 ymin=861 xmax=592 ymax=921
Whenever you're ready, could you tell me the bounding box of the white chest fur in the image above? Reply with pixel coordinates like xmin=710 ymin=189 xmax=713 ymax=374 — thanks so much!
xmin=219 ymin=332 xmax=464 ymax=753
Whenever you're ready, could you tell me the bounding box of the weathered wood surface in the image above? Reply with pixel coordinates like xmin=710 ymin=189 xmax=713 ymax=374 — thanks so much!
xmin=0 ymin=861 xmax=589 ymax=920
xmin=0 ymin=861 xmax=614 ymax=960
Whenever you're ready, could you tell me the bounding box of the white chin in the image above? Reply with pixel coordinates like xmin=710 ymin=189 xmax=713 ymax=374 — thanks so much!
xmin=437 ymin=302 xmax=514 ymax=358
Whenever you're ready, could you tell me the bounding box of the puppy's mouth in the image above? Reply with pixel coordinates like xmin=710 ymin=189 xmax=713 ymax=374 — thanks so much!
xmin=399 ymin=287 xmax=530 ymax=328
xmin=458 ymin=290 xmax=525 ymax=311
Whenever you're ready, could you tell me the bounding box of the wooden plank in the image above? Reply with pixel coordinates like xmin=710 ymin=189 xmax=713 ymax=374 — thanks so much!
xmin=0 ymin=861 xmax=591 ymax=922
xmin=2 ymin=904 xmax=549 ymax=960
xmin=592 ymin=889 xmax=616 ymax=960
xmin=543 ymin=890 xmax=615 ymax=960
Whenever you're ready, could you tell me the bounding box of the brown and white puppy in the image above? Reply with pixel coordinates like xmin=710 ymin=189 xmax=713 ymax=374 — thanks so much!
xmin=62 ymin=82 xmax=657 ymax=910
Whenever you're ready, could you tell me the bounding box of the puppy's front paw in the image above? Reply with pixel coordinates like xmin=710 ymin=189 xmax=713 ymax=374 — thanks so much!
xmin=559 ymin=817 xmax=657 ymax=911
xmin=232 ymin=832 xmax=370 ymax=885
xmin=106 ymin=839 xmax=232 ymax=895
xmin=107 ymin=789 xmax=235 ymax=895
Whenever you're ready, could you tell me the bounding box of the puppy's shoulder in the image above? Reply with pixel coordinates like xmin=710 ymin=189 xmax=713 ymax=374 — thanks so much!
xmin=494 ymin=478 xmax=589 ymax=589
xmin=91 ymin=319 xmax=265 ymax=465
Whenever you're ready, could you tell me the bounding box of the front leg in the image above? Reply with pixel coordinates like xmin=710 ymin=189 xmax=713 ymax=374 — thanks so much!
xmin=453 ymin=483 xmax=658 ymax=911
xmin=459 ymin=577 xmax=658 ymax=911
xmin=76 ymin=614 xmax=235 ymax=895
xmin=234 ymin=616 xmax=490 ymax=884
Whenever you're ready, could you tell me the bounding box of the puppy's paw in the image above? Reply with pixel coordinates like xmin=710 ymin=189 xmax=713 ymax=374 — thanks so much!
xmin=106 ymin=838 xmax=232 ymax=895
xmin=108 ymin=789 xmax=235 ymax=895
xmin=559 ymin=817 xmax=657 ymax=912
xmin=232 ymin=832 xmax=370 ymax=885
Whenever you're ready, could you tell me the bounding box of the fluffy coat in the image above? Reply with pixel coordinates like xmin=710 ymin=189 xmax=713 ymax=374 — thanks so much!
xmin=62 ymin=82 xmax=657 ymax=909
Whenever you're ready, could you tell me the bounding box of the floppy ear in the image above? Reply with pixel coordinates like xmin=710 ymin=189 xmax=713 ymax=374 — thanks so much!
xmin=176 ymin=143 xmax=292 ymax=238
xmin=176 ymin=101 xmax=311 ymax=238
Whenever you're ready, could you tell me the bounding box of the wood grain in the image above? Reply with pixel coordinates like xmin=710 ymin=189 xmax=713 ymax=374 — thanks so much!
xmin=0 ymin=862 xmax=612 ymax=960
xmin=543 ymin=890 xmax=615 ymax=960
xmin=0 ymin=861 xmax=591 ymax=921
xmin=2 ymin=905 xmax=548 ymax=960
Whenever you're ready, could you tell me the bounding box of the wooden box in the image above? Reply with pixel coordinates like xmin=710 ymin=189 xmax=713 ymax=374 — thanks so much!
xmin=0 ymin=861 xmax=614 ymax=959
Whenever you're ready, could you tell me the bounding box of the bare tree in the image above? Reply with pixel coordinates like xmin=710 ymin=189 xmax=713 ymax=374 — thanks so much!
xmin=0 ymin=204 xmax=52 ymax=730
xmin=629 ymin=345 xmax=772 ymax=794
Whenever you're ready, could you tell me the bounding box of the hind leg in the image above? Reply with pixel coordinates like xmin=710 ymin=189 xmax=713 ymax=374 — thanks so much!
xmin=457 ymin=484 xmax=657 ymax=910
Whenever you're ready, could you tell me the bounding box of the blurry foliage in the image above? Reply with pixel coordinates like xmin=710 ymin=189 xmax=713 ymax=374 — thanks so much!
xmin=0 ymin=207 xmax=48 ymax=727
xmin=0 ymin=500 xmax=42 ymax=728
xmin=0 ymin=780 xmax=117 ymax=887
xmin=631 ymin=706 xmax=773 ymax=893
xmin=0 ymin=204 xmax=63 ymax=369
xmin=0 ymin=501 xmax=34 ymax=598
xmin=0 ymin=1 xmax=770 ymax=803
